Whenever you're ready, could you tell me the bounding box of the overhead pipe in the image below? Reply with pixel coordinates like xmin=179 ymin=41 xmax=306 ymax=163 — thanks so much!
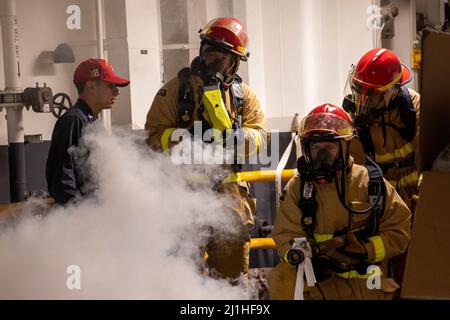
xmin=0 ymin=0 xmax=26 ymax=202
xmin=95 ymin=0 xmax=111 ymax=134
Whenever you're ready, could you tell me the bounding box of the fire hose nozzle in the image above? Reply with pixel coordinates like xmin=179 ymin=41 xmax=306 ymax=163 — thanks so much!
xmin=287 ymin=237 xmax=313 ymax=266
xmin=287 ymin=248 xmax=305 ymax=266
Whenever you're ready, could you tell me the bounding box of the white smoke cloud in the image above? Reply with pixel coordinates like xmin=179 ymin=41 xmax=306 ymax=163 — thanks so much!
xmin=0 ymin=124 xmax=255 ymax=299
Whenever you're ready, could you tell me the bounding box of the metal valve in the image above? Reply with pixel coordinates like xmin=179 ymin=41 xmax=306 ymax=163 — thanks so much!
xmin=22 ymin=85 xmax=54 ymax=113
xmin=51 ymin=92 xmax=73 ymax=118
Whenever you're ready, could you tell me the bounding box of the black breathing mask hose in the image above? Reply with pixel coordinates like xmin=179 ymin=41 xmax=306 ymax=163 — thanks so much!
xmin=334 ymin=149 xmax=383 ymax=214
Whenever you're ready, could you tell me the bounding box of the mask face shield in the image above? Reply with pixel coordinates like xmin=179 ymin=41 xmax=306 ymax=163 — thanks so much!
xmin=343 ymin=66 xmax=401 ymax=129
xmin=352 ymin=81 xmax=399 ymax=111
xmin=300 ymin=137 xmax=342 ymax=184
xmin=199 ymin=44 xmax=238 ymax=84
xmin=310 ymin=140 xmax=340 ymax=170
xmin=351 ymin=84 xmax=399 ymax=129
xmin=299 ymin=112 xmax=354 ymax=183
xmin=300 ymin=112 xmax=355 ymax=141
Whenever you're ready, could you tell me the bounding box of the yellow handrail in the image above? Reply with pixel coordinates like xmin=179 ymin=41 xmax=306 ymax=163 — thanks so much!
xmin=223 ymin=169 xmax=296 ymax=183
xmin=203 ymin=238 xmax=276 ymax=261
xmin=250 ymin=237 xmax=276 ymax=250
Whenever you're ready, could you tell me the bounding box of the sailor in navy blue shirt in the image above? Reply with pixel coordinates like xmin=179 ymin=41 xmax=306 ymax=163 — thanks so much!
xmin=46 ymin=59 xmax=130 ymax=205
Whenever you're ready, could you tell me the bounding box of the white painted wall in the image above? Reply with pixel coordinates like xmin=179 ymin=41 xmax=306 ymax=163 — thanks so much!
xmin=1 ymin=0 xmax=434 ymax=143
xmin=416 ymin=0 xmax=445 ymax=26
xmin=0 ymin=0 xmax=162 ymax=145
xmin=103 ymin=0 xmax=131 ymax=127
xmin=105 ymin=0 xmax=162 ymax=130
xmin=235 ymin=0 xmax=262 ymax=107
xmin=206 ymin=0 xmax=233 ymax=20
xmin=383 ymin=0 xmax=417 ymax=90
xmin=127 ymin=0 xmax=162 ymax=130
xmin=237 ymin=0 xmax=376 ymax=131
xmin=0 ymin=0 xmax=98 ymax=144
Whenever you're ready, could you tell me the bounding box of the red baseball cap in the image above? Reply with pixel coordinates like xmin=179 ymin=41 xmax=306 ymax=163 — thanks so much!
xmin=73 ymin=58 xmax=130 ymax=87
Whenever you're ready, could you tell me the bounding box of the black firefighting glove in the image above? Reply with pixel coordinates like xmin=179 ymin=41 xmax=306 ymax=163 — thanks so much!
xmin=338 ymin=232 xmax=369 ymax=260
xmin=315 ymin=235 xmax=363 ymax=266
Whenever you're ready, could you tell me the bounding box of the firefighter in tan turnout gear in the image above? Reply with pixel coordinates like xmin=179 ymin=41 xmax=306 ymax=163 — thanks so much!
xmin=344 ymin=48 xmax=420 ymax=212
xmin=268 ymin=104 xmax=411 ymax=300
xmin=145 ymin=17 xmax=268 ymax=283
xmin=343 ymin=48 xmax=420 ymax=287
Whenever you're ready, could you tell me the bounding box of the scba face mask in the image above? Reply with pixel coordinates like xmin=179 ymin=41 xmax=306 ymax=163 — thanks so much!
xmin=198 ymin=44 xmax=238 ymax=85
xmin=349 ymin=82 xmax=400 ymax=129
xmin=310 ymin=142 xmax=340 ymax=183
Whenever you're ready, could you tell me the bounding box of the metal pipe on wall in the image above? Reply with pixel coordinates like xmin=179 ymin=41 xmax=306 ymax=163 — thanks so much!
xmin=96 ymin=0 xmax=111 ymax=134
xmin=0 ymin=0 xmax=26 ymax=202
xmin=96 ymin=0 xmax=104 ymax=58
